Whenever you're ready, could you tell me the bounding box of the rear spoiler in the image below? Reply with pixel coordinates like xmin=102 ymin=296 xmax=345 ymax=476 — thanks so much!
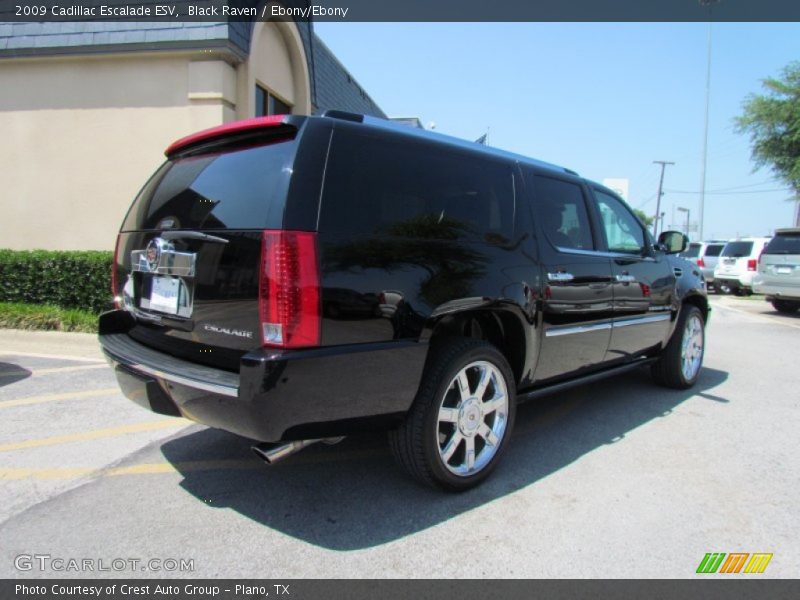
xmin=165 ymin=114 xmax=301 ymax=158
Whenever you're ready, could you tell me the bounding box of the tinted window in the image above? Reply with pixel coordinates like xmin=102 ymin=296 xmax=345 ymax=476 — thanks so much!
xmin=721 ymin=241 xmax=754 ymax=257
xmin=764 ymin=233 xmax=800 ymax=254
xmin=122 ymin=139 xmax=295 ymax=231
xmin=533 ymin=176 xmax=594 ymax=250
xmin=593 ymin=189 xmax=645 ymax=254
xmin=320 ymin=132 xmax=515 ymax=241
xmin=681 ymin=243 xmax=702 ymax=258
xmin=703 ymin=244 xmax=724 ymax=257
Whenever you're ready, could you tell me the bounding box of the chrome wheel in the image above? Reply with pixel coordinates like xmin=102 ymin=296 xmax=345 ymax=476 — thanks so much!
xmin=437 ymin=360 xmax=509 ymax=477
xmin=680 ymin=314 xmax=704 ymax=381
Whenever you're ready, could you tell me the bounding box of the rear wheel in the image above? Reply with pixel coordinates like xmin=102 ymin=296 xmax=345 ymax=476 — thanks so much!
xmin=389 ymin=338 xmax=516 ymax=491
xmin=772 ymin=299 xmax=800 ymax=314
xmin=652 ymin=305 xmax=705 ymax=389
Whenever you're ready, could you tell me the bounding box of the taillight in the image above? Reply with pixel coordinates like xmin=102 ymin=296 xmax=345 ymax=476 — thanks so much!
xmin=697 ymin=257 xmax=705 ymax=268
xmin=112 ymin=234 xmax=121 ymax=309
xmin=259 ymin=230 xmax=320 ymax=348
xmin=747 ymin=259 xmax=758 ymax=271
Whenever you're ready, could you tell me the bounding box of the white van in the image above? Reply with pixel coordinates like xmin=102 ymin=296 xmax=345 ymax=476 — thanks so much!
xmin=713 ymin=237 xmax=771 ymax=295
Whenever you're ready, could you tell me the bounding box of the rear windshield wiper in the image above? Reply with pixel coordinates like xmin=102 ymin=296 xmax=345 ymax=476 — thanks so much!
xmin=160 ymin=231 xmax=229 ymax=244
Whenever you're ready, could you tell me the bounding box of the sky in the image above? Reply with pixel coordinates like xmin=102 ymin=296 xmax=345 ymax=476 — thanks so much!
xmin=315 ymin=22 xmax=800 ymax=241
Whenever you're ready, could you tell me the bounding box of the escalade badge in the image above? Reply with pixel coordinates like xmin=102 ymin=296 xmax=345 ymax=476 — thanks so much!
xmin=146 ymin=238 xmax=163 ymax=272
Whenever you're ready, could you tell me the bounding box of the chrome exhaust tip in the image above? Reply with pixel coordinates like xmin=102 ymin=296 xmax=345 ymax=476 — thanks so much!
xmin=251 ymin=439 xmax=322 ymax=465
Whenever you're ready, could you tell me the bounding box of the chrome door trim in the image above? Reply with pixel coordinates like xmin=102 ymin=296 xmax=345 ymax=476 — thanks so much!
xmin=547 ymin=272 xmax=575 ymax=282
xmin=545 ymin=321 xmax=613 ymax=337
xmin=612 ymin=313 xmax=672 ymax=328
xmin=545 ymin=313 xmax=671 ymax=337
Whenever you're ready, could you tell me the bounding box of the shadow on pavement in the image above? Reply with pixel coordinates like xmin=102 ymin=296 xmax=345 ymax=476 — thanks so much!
xmin=161 ymin=366 xmax=728 ymax=550
xmin=766 ymin=308 xmax=800 ymax=320
xmin=0 ymin=362 xmax=32 ymax=387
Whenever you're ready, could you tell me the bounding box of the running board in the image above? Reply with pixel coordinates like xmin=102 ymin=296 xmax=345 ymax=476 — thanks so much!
xmin=517 ymin=358 xmax=657 ymax=403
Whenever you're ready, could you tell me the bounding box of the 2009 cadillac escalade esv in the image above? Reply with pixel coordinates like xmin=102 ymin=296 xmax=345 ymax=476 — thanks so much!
xmin=99 ymin=111 xmax=708 ymax=491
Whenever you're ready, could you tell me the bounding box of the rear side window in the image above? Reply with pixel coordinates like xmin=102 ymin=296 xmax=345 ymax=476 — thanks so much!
xmin=721 ymin=241 xmax=754 ymax=257
xmin=681 ymin=243 xmax=702 ymax=258
xmin=764 ymin=232 xmax=800 ymax=254
xmin=531 ymin=176 xmax=594 ymax=250
xmin=703 ymin=244 xmax=724 ymax=257
xmin=122 ymin=139 xmax=296 ymax=231
xmin=319 ymin=131 xmax=515 ymax=242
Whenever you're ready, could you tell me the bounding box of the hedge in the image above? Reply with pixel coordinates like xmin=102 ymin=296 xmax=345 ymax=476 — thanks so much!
xmin=0 ymin=249 xmax=113 ymax=314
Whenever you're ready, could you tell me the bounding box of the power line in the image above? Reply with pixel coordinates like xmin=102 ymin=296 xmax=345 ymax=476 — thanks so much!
xmin=664 ymin=188 xmax=792 ymax=195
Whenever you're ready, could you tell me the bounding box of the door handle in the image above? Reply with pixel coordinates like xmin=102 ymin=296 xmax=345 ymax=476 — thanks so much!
xmin=615 ymin=274 xmax=636 ymax=283
xmin=547 ymin=272 xmax=574 ymax=282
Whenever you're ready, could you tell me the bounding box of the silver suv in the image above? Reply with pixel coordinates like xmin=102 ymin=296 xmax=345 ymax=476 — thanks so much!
xmin=753 ymin=228 xmax=800 ymax=313
xmin=680 ymin=240 xmax=726 ymax=289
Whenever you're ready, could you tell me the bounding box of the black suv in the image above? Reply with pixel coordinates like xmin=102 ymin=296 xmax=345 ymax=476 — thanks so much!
xmin=99 ymin=112 xmax=708 ymax=491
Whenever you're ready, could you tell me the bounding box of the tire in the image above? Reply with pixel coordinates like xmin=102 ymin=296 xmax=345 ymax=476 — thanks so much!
xmin=389 ymin=338 xmax=517 ymax=492
xmin=651 ymin=305 xmax=705 ymax=390
xmin=772 ymin=299 xmax=800 ymax=314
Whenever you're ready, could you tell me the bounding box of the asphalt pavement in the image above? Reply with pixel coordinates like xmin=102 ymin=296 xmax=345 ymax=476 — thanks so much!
xmin=0 ymin=296 xmax=797 ymax=578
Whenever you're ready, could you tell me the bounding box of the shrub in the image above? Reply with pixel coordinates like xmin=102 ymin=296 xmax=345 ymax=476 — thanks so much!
xmin=0 ymin=249 xmax=113 ymax=314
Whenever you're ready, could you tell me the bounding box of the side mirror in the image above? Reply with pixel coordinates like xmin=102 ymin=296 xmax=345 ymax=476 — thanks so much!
xmin=657 ymin=231 xmax=688 ymax=254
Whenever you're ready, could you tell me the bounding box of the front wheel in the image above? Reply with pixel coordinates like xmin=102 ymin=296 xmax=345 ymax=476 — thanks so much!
xmin=389 ymin=338 xmax=517 ymax=491
xmin=652 ymin=305 xmax=705 ymax=389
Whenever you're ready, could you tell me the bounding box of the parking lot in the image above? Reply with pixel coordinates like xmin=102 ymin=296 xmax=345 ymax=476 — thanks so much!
xmin=0 ymin=295 xmax=798 ymax=578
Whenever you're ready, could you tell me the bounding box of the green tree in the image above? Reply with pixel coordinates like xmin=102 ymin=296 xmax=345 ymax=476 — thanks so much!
xmin=735 ymin=61 xmax=800 ymax=226
xmin=633 ymin=209 xmax=654 ymax=229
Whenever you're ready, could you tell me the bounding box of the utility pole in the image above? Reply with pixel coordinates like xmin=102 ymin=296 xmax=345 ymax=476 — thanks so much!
xmin=699 ymin=0 xmax=720 ymax=241
xmin=653 ymin=160 xmax=675 ymax=237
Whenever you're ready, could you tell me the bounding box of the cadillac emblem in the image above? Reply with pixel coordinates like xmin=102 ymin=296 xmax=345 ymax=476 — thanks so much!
xmin=145 ymin=238 xmax=163 ymax=272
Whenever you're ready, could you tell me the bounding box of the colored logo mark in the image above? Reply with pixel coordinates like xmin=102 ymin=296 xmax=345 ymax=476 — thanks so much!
xmin=696 ymin=552 xmax=773 ymax=574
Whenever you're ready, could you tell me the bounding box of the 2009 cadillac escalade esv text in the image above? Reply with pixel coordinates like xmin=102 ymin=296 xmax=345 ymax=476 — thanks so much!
xmin=99 ymin=111 xmax=708 ymax=491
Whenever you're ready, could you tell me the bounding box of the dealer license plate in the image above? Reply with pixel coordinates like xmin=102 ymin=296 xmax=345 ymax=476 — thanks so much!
xmin=149 ymin=276 xmax=180 ymax=314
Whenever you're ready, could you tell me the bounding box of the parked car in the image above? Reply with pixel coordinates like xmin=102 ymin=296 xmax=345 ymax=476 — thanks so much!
xmin=713 ymin=237 xmax=771 ymax=295
xmin=680 ymin=240 xmax=726 ymax=288
xmin=753 ymin=228 xmax=800 ymax=313
xmin=99 ymin=112 xmax=709 ymax=491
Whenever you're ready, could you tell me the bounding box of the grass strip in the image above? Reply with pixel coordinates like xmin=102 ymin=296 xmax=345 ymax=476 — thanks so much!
xmin=0 ymin=302 xmax=98 ymax=333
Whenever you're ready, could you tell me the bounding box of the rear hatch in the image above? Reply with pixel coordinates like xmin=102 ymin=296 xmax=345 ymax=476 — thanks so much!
xmin=759 ymin=231 xmax=800 ymax=289
xmin=680 ymin=242 xmax=702 ymax=265
xmin=699 ymin=242 xmax=724 ymax=270
xmin=112 ymin=117 xmax=314 ymax=370
xmin=716 ymin=240 xmax=756 ymax=277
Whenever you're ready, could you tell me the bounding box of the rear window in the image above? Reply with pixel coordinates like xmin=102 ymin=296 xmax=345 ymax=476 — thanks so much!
xmin=721 ymin=241 xmax=754 ymax=257
xmin=681 ymin=243 xmax=702 ymax=258
xmin=319 ymin=131 xmax=515 ymax=242
xmin=764 ymin=232 xmax=800 ymax=255
xmin=703 ymin=244 xmax=724 ymax=257
xmin=122 ymin=139 xmax=295 ymax=231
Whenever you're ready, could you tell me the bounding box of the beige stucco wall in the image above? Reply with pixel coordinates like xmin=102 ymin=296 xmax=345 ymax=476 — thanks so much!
xmin=0 ymin=53 xmax=238 ymax=251
xmin=1 ymin=21 xmax=311 ymax=251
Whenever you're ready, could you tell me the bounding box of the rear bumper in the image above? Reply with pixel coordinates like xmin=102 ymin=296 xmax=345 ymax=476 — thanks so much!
xmin=752 ymin=280 xmax=800 ymax=300
xmin=99 ymin=311 xmax=428 ymax=442
xmin=714 ymin=272 xmax=755 ymax=288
